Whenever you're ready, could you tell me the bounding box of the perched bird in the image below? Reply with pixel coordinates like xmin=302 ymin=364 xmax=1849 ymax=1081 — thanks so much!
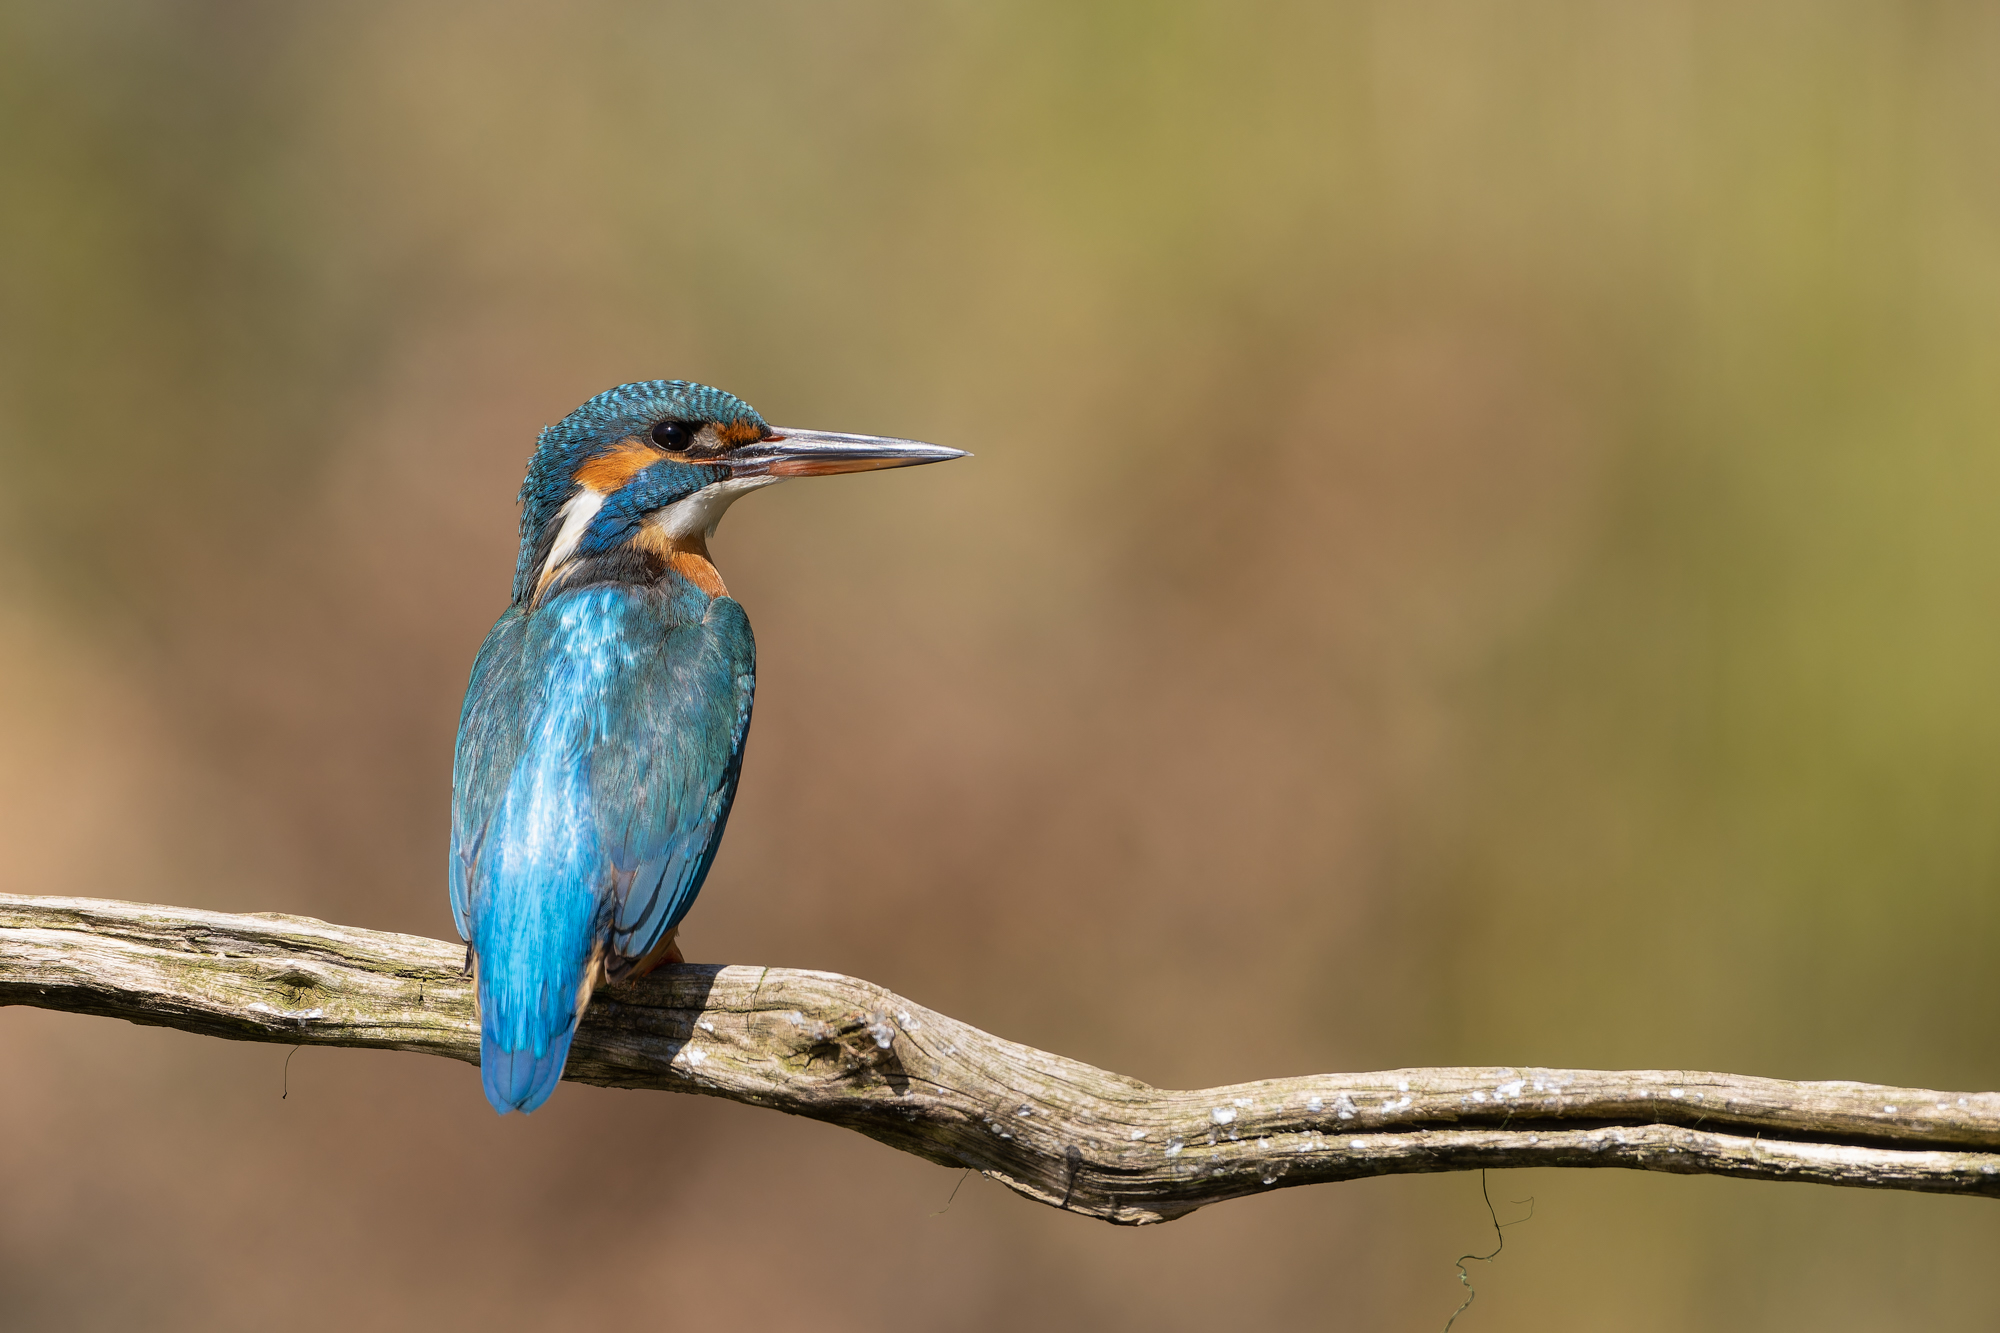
xmin=450 ymin=380 xmax=963 ymax=1115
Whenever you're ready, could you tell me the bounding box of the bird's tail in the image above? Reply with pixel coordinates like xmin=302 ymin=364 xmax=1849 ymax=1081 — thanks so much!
xmin=474 ymin=941 xmax=606 ymax=1116
xmin=481 ymin=1023 xmax=578 ymax=1115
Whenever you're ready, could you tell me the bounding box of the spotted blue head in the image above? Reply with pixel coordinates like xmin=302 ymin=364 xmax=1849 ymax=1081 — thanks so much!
xmin=514 ymin=379 xmax=964 ymax=605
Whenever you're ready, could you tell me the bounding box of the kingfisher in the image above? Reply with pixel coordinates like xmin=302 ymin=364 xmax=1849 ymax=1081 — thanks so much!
xmin=449 ymin=380 xmax=964 ymax=1115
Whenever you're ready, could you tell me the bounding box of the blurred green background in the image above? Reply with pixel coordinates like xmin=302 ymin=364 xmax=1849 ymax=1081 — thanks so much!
xmin=4 ymin=1 xmax=1999 ymax=1328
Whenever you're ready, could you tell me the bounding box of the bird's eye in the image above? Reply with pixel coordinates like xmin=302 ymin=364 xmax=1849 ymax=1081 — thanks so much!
xmin=651 ymin=420 xmax=693 ymax=451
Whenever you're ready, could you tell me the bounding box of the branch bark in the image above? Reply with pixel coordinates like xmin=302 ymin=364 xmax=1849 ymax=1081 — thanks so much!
xmin=4 ymin=893 xmax=1997 ymax=1224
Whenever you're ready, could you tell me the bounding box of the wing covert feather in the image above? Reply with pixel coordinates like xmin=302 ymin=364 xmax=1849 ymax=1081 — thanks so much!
xmin=593 ymin=595 xmax=755 ymax=967
xmin=449 ymin=607 xmax=532 ymax=942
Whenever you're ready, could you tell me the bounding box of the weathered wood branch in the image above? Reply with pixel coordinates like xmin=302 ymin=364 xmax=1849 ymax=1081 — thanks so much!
xmin=4 ymin=894 xmax=1997 ymax=1223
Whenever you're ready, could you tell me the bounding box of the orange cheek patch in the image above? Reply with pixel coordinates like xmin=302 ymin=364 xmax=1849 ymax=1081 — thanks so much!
xmin=718 ymin=418 xmax=764 ymax=446
xmin=573 ymin=439 xmax=668 ymax=492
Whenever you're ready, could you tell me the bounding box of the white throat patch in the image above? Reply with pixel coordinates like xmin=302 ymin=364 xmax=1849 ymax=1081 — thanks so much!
xmin=651 ymin=475 xmax=784 ymax=542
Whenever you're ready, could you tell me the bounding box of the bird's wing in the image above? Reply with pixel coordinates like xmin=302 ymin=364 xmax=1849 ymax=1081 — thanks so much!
xmin=452 ymin=589 xmax=755 ymax=961
xmin=449 ymin=605 xmax=531 ymax=944
xmin=588 ymin=594 xmax=756 ymax=971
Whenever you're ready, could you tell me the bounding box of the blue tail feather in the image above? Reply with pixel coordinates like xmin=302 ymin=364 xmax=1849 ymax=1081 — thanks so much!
xmin=480 ymin=1021 xmax=578 ymax=1115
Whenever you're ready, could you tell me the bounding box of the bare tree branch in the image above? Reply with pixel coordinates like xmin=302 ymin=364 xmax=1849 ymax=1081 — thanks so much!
xmin=4 ymin=893 xmax=1997 ymax=1223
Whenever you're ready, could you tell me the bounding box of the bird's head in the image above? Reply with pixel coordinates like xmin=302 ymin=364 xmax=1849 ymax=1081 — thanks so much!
xmin=513 ymin=379 xmax=964 ymax=605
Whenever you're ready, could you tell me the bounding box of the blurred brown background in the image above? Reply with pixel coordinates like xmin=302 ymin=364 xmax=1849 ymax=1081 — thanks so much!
xmin=5 ymin=1 xmax=2000 ymax=1328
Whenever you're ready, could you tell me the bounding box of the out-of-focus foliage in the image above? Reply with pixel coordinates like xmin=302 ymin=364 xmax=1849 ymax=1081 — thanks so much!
xmin=4 ymin=2 xmax=1999 ymax=1329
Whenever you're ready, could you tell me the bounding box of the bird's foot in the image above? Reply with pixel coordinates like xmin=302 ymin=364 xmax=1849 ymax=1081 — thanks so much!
xmin=631 ymin=928 xmax=685 ymax=977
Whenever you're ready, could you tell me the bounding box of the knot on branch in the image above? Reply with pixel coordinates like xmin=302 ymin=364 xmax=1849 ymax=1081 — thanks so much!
xmin=787 ymin=1007 xmax=910 ymax=1092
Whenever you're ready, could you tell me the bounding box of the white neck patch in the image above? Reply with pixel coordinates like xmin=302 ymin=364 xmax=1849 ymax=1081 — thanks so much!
xmin=539 ymin=487 xmax=606 ymax=587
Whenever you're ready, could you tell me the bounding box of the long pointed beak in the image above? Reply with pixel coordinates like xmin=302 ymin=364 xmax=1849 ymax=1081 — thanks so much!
xmin=727 ymin=428 xmax=968 ymax=478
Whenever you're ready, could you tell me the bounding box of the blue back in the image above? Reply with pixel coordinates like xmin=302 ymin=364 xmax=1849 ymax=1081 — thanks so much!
xmin=451 ymin=575 xmax=754 ymax=1112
